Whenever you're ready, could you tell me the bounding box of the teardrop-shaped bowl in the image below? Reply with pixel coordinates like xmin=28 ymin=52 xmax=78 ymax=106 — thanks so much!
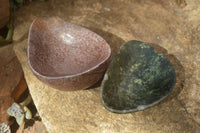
xmin=100 ymin=40 xmax=176 ymax=113
xmin=28 ymin=17 xmax=111 ymax=91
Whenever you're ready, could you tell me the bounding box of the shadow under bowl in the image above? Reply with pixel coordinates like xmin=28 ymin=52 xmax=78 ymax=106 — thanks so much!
xmin=28 ymin=17 xmax=111 ymax=91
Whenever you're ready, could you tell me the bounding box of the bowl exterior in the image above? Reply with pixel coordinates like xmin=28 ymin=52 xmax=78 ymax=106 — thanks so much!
xmin=32 ymin=57 xmax=110 ymax=91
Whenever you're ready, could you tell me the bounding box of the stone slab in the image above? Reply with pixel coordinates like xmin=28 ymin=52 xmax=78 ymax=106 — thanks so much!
xmin=13 ymin=0 xmax=200 ymax=132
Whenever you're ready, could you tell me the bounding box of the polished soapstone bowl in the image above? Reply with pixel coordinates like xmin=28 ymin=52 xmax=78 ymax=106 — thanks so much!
xmin=28 ymin=17 xmax=111 ymax=91
xmin=100 ymin=40 xmax=176 ymax=113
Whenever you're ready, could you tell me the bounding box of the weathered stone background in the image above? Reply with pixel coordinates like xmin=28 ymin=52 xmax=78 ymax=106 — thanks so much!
xmin=0 ymin=0 xmax=10 ymax=28
xmin=0 ymin=44 xmax=23 ymax=123
xmin=13 ymin=0 xmax=200 ymax=132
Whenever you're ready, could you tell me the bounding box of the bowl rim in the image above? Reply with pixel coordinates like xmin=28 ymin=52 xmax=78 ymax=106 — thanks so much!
xmin=27 ymin=17 xmax=111 ymax=79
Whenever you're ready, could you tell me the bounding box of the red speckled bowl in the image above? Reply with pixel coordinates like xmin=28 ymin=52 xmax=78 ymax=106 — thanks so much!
xmin=28 ymin=17 xmax=111 ymax=91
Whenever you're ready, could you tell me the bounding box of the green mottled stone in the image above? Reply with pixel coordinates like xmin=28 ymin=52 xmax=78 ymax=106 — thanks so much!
xmin=100 ymin=40 xmax=176 ymax=113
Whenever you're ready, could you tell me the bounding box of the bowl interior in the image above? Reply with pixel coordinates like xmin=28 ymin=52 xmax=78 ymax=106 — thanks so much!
xmin=28 ymin=18 xmax=110 ymax=77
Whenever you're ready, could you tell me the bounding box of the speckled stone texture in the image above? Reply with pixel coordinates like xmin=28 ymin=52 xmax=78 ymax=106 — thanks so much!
xmin=28 ymin=17 xmax=111 ymax=91
xmin=13 ymin=0 xmax=200 ymax=132
xmin=101 ymin=40 xmax=176 ymax=113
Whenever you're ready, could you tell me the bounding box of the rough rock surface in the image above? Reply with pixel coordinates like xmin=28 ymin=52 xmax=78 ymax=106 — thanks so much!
xmin=17 ymin=121 xmax=47 ymax=133
xmin=0 ymin=44 xmax=23 ymax=123
xmin=13 ymin=0 xmax=200 ymax=132
xmin=0 ymin=0 xmax=10 ymax=28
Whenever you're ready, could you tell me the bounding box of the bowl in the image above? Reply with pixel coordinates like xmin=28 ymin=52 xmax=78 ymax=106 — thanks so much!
xmin=100 ymin=40 xmax=176 ymax=113
xmin=28 ymin=17 xmax=111 ymax=91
